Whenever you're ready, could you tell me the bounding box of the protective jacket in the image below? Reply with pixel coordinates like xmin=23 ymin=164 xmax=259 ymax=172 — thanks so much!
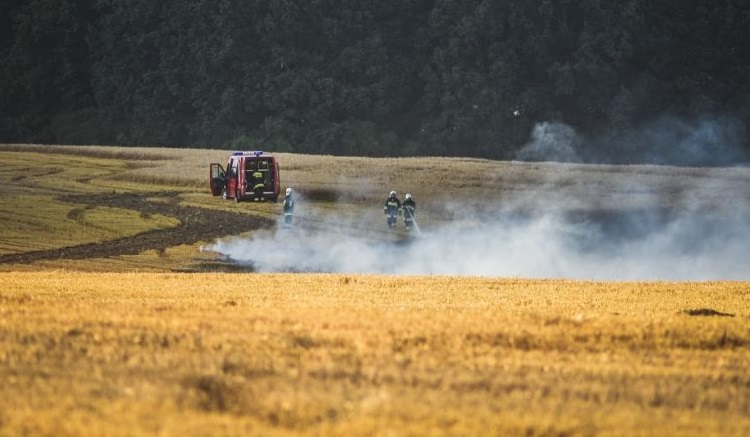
xmin=384 ymin=196 xmax=401 ymax=218
xmin=283 ymin=195 xmax=294 ymax=215
xmin=402 ymin=198 xmax=416 ymax=220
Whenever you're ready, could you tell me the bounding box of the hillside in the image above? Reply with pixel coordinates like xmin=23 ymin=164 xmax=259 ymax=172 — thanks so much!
xmin=1 ymin=144 xmax=749 ymax=279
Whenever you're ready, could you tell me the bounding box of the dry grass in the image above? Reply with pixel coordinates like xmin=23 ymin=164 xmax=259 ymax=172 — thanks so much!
xmin=6 ymin=144 xmax=749 ymax=210
xmin=1 ymin=272 xmax=748 ymax=435
xmin=0 ymin=194 xmax=179 ymax=255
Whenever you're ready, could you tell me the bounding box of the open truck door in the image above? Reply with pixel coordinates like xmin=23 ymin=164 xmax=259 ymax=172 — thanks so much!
xmin=209 ymin=163 xmax=226 ymax=197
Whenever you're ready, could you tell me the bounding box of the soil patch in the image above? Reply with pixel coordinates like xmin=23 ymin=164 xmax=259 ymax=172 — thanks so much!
xmin=682 ymin=308 xmax=735 ymax=317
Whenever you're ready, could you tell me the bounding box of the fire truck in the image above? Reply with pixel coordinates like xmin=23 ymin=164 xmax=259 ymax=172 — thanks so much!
xmin=209 ymin=151 xmax=281 ymax=202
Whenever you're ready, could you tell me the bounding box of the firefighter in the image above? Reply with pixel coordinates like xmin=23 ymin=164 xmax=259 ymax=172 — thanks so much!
xmin=251 ymin=167 xmax=265 ymax=200
xmin=402 ymin=193 xmax=416 ymax=231
xmin=283 ymin=187 xmax=294 ymax=225
xmin=384 ymin=191 xmax=401 ymax=230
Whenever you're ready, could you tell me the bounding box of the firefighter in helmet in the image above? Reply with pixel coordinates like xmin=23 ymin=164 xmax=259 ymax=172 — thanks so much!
xmin=251 ymin=166 xmax=265 ymax=200
xmin=402 ymin=193 xmax=416 ymax=231
xmin=384 ymin=190 xmax=401 ymax=230
xmin=283 ymin=187 xmax=294 ymax=225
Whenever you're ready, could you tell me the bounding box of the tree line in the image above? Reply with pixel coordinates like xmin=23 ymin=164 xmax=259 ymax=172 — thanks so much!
xmin=2 ymin=0 xmax=749 ymax=162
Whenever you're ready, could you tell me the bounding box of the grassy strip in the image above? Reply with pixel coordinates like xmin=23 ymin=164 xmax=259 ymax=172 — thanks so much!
xmin=0 ymin=150 xmax=183 ymax=255
xmin=0 ymin=194 xmax=179 ymax=255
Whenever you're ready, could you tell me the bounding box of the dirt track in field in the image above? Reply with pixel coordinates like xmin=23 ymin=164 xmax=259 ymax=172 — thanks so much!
xmin=0 ymin=192 xmax=272 ymax=266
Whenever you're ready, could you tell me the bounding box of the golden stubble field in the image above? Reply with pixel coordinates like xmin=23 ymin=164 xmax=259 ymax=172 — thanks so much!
xmin=1 ymin=272 xmax=749 ymax=436
xmin=1 ymin=144 xmax=750 ymax=435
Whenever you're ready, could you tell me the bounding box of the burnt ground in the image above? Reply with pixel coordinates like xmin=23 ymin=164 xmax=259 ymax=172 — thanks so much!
xmin=0 ymin=192 xmax=273 ymax=268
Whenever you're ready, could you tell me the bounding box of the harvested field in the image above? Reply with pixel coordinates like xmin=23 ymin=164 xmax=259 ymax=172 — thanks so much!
xmin=1 ymin=272 xmax=748 ymax=435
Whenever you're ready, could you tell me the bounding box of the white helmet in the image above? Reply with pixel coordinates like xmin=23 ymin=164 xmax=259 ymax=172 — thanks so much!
xmin=389 ymin=191 xmax=396 ymax=197
xmin=285 ymin=187 xmax=292 ymax=196
xmin=405 ymin=193 xmax=412 ymax=200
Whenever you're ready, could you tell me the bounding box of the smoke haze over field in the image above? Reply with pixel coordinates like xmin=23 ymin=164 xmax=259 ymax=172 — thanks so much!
xmin=211 ymin=204 xmax=750 ymax=281
xmin=210 ymin=115 xmax=750 ymax=280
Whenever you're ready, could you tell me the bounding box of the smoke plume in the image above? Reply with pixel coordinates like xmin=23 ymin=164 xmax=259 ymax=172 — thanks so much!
xmin=517 ymin=116 xmax=748 ymax=166
xmin=209 ymin=116 xmax=750 ymax=280
xmin=210 ymin=202 xmax=750 ymax=280
xmin=515 ymin=122 xmax=583 ymax=163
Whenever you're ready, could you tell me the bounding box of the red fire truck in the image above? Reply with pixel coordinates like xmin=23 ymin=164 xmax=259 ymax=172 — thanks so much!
xmin=209 ymin=151 xmax=281 ymax=202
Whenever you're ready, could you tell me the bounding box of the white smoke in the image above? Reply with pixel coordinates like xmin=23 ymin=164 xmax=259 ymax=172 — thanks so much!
xmin=518 ymin=117 xmax=748 ymax=166
xmin=633 ymin=116 xmax=747 ymax=166
xmin=210 ymin=116 xmax=750 ymax=280
xmin=515 ymin=122 xmax=583 ymax=163
xmin=210 ymin=205 xmax=750 ymax=280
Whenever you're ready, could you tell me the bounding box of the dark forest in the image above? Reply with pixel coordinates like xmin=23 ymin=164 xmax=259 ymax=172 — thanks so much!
xmin=2 ymin=0 xmax=749 ymax=164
